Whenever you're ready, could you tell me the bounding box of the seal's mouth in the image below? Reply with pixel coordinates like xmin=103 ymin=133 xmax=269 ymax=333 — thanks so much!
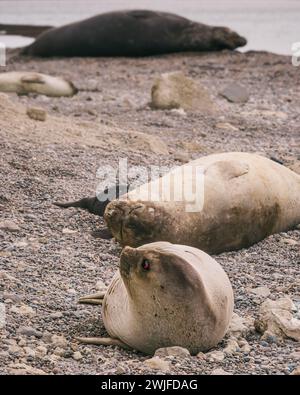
xmin=120 ymin=246 xmax=140 ymax=279
xmin=105 ymin=201 xmax=145 ymax=244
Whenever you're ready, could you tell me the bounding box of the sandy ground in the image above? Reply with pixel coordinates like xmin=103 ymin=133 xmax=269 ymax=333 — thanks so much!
xmin=0 ymin=49 xmax=299 ymax=375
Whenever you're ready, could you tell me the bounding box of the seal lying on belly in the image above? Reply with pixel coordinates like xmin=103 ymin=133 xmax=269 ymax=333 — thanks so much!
xmin=77 ymin=242 xmax=234 ymax=355
xmin=0 ymin=72 xmax=77 ymax=97
xmin=21 ymin=10 xmax=247 ymax=57
xmin=104 ymin=152 xmax=300 ymax=254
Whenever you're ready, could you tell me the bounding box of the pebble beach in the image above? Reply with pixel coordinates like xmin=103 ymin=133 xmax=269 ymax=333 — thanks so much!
xmin=0 ymin=48 xmax=299 ymax=375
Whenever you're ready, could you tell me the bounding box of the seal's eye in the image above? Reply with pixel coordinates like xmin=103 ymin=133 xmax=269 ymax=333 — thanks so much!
xmin=141 ymin=259 xmax=150 ymax=271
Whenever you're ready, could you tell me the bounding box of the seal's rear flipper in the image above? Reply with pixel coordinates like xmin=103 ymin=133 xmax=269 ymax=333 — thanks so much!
xmin=54 ymin=184 xmax=129 ymax=217
xmin=54 ymin=196 xmax=107 ymax=217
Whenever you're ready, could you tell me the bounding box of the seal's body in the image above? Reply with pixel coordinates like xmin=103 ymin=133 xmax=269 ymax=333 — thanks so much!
xmin=22 ymin=10 xmax=246 ymax=57
xmin=105 ymin=153 xmax=300 ymax=254
xmin=0 ymin=72 xmax=77 ymax=97
xmin=79 ymin=242 xmax=234 ymax=355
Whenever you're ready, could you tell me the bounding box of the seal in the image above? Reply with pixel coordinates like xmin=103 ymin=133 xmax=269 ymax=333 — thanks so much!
xmin=104 ymin=152 xmax=300 ymax=254
xmin=22 ymin=10 xmax=247 ymax=57
xmin=0 ymin=72 xmax=77 ymax=97
xmin=76 ymin=241 xmax=234 ymax=354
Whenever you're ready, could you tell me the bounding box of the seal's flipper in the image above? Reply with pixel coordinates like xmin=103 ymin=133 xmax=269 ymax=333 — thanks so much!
xmin=78 ymin=292 xmax=106 ymax=305
xmin=75 ymin=337 xmax=131 ymax=350
xmin=54 ymin=184 xmax=129 ymax=217
xmin=54 ymin=196 xmax=107 ymax=216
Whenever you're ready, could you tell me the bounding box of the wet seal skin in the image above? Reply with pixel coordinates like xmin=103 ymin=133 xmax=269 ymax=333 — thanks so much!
xmin=76 ymin=241 xmax=234 ymax=355
xmin=22 ymin=10 xmax=247 ymax=57
xmin=104 ymin=152 xmax=300 ymax=254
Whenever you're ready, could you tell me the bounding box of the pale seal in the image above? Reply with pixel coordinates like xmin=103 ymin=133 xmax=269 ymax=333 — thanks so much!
xmin=104 ymin=152 xmax=300 ymax=254
xmin=77 ymin=242 xmax=234 ymax=355
xmin=22 ymin=10 xmax=247 ymax=57
xmin=0 ymin=72 xmax=77 ymax=97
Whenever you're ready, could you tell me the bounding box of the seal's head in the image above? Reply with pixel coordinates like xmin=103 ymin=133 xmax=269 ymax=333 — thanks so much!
xmin=211 ymin=26 xmax=247 ymax=50
xmin=120 ymin=242 xmax=203 ymax=308
xmin=104 ymin=200 xmax=168 ymax=247
xmin=103 ymin=241 xmax=233 ymax=354
xmin=120 ymin=242 xmax=200 ymax=296
xmin=116 ymin=242 xmax=230 ymax=354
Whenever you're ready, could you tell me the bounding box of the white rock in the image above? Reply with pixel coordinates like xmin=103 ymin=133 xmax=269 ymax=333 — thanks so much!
xmin=73 ymin=351 xmax=83 ymax=361
xmin=223 ymin=338 xmax=240 ymax=355
xmin=227 ymin=312 xmax=254 ymax=338
xmin=26 ymin=107 xmax=47 ymax=122
xmin=151 ymin=71 xmax=216 ymax=113
xmin=51 ymin=334 xmax=68 ymax=349
xmin=220 ymin=83 xmax=249 ymax=103
xmin=170 ymin=108 xmax=187 ymax=116
xmin=154 ymin=346 xmax=191 ymax=358
xmin=238 ymin=339 xmax=251 ymax=353
xmin=53 ymin=347 xmax=66 ymax=357
xmin=95 ymin=280 xmax=106 ymax=291
xmin=62 ymin=228 xmax=77 ymax=235
xmin=144 ymin=356 xmax=171 ymax=372
xmin=255 ymin=297 xmax=300 ymax=341
xmin=206 ymin=350 xmax=225 ymax=362
xmin=250 ymin=286 xmax=271 ymax=298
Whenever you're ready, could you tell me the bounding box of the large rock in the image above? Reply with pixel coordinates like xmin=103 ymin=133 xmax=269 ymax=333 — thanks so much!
xmin=220 ymin=82 xmax=249 ymax=103
xmin=227 ymin=312 xmax=254 ymax=338
xmin=255 ymin=297 xmax=300 ymax=341
xmin=151 ymin=71 xmax=216 ymax=113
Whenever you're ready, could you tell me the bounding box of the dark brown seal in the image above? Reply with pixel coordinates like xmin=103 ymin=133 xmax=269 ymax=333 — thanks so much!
xmin=22 ymin=10 xmax=247 ymax=57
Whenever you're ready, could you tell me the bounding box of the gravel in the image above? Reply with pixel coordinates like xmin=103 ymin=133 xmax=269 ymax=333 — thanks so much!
xmin=0 ymin=49 xmax=299 ymax=375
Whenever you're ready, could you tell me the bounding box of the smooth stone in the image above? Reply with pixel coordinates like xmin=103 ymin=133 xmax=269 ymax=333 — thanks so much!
xmin=26 ymin=107 xmax=47 ymax=122
xmin=220 ymin=83 xmax=249 ymax=103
